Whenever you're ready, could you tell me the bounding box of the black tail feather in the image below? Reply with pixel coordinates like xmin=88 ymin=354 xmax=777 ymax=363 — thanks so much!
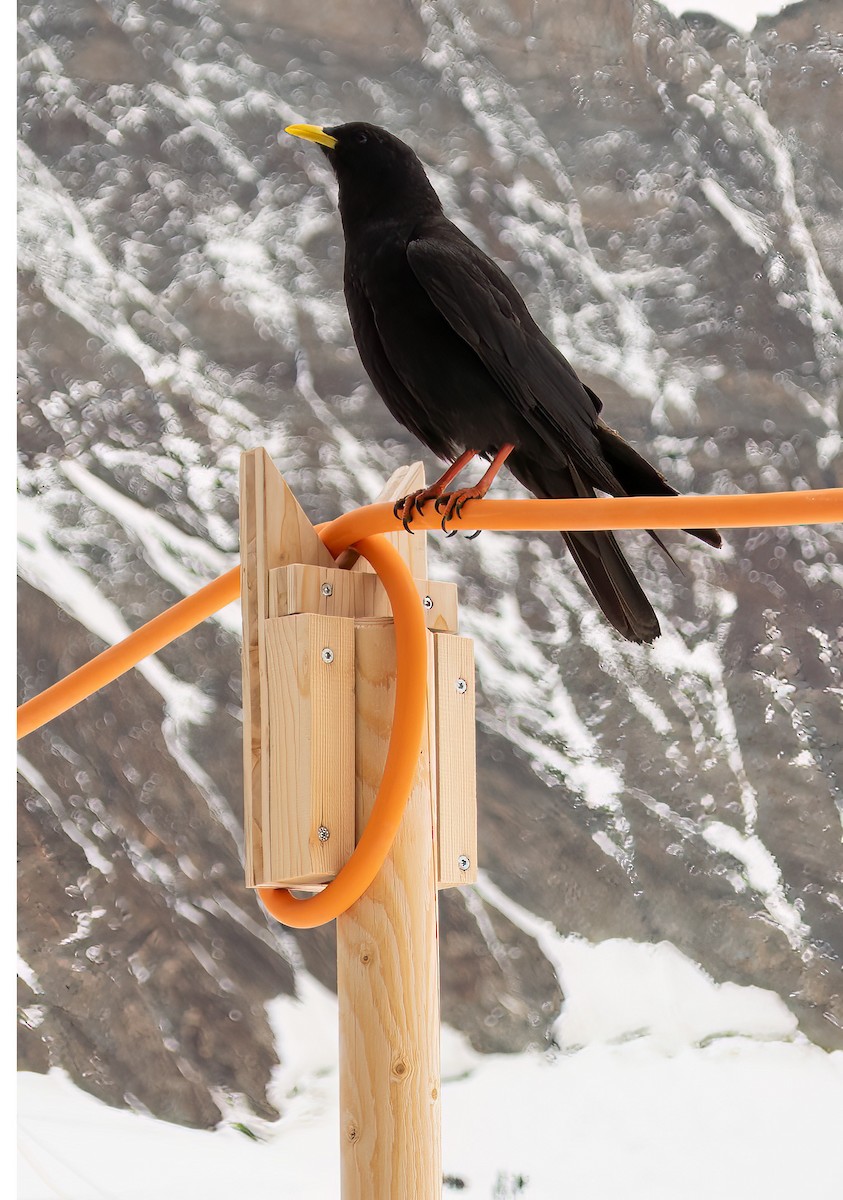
xmin=563 ymin=529 xmax=661 ymax=643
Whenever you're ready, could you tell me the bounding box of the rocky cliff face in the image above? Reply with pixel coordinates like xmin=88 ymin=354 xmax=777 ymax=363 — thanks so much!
xmin=18 ymin=0 xmax=842 ymax=1127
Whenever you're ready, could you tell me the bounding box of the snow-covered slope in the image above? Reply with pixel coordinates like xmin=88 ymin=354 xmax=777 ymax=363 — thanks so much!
xmin=18 ymin=937 xmax=843 ymax=1198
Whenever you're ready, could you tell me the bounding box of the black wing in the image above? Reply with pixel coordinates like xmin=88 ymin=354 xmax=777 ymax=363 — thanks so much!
xmin=344 ymin=269 xmax=456 ymax=459
xmin=406 ymin=227 xmax=618 ymax=492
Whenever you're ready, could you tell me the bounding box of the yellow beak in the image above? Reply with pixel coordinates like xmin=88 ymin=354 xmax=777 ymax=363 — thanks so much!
xmin=285 ymin=124 xmax=338 ymax=150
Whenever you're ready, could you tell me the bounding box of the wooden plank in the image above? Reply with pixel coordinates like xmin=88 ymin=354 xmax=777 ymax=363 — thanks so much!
xmin=240 ymin=448 xmax=334 ymax=887
xmin=269 ymin=564 xmax=458 ymax=632
xmin=433 ymin=634 xmax=477 ymax=888
xmin=337 ymin=623 xmax=441 ymax=1198
xmin=263 ymin=613 xmax=355 ymax=887
xmin=269 ymin=564 xmax=379 ymax=621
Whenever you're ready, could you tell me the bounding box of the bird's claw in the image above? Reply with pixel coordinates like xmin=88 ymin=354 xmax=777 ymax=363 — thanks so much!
xmin=436 ymin=489 xmax=482 ymax=537
xmin=399 ymin=488 xmax=482 ymax=537
xmin=394 ymin=489 xmax=442 ymax=534
xmin=393 ymin=495 xmax=416 ymax=534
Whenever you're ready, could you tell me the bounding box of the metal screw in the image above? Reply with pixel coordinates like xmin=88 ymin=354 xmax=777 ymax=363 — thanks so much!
xmin=317 ymin=826 xmax=330 ymax=842
xmin=321 ymin=581 xmax=333 ymax=597
xmin=458 ymin=855 xmax=471 ymax=871
xmin=423 ymin=595 xmax=433 ymax=610
xmin=321 ymin=647 xmax=334 ymax=664
xmin=455 ymin=677 xmax=467 ymax=694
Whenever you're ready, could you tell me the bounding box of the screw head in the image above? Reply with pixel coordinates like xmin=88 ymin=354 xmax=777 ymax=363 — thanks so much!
xmin=321 ymin=581 xmax=334 ymax=597
xmin=317 ymin=826 xmax=330 ymax=842
xmin=321 ymin=647 xmax=334 ymax=664
xmin=455 ymin=677 xmax=467 ymax=694
xmin=423 ymin=594 xmax=434 ymax=610
xmin=458 ymin=855 xmax=471 ymax=871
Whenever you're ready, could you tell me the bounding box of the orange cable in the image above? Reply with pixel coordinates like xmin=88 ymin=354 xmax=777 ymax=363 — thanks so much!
xmin=17 ymin=489 xmax=843 ymax=740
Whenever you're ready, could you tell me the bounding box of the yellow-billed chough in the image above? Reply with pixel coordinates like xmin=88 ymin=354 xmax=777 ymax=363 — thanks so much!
xmin=286 ymin=121 xmax=720 ymax=643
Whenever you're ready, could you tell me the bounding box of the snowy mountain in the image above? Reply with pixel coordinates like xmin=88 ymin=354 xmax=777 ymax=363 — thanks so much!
xmin=18 ymin=0 xmax=842 ymax=1130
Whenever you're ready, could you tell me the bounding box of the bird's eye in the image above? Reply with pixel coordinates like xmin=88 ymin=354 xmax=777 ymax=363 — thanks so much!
xmin=357 ymin=132 xmax=368 ymax=144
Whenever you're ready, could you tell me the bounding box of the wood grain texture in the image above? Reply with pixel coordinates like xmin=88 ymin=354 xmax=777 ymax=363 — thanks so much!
xmin=269 ymin=564 xmax=458 ymax=632
xmin=337 ymin=622 xmax=441 ymax=1198
xmin=264 ymin=614 xmax=355 ymax=887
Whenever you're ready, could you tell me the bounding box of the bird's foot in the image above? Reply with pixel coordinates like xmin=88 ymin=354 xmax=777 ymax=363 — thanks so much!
xmin=434 ymin=488 xmax=485 ymax=537
xmin=393 ymin=487 xmax=446 ymax=534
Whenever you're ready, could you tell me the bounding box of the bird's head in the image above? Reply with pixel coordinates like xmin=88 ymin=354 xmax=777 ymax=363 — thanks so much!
xmin=285 ymin=121 xmax=442 ymax=228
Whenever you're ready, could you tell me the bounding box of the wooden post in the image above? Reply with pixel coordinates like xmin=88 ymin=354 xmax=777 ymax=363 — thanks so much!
xmin=338 ymin=621 xmax=441 ymax=1196
xmin=240 ymin=453 xmax=477 ymax=1198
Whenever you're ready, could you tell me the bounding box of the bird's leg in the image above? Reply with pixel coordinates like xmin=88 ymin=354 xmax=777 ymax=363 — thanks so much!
xmin=435 ymin=443 xmax=515 ymax=535
xmin=393 ymin=447 xmax=478 ymax=533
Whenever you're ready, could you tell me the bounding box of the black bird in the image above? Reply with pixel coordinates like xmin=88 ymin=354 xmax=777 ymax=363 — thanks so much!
xmin=286 ymin=121 xmax=720 ymax=643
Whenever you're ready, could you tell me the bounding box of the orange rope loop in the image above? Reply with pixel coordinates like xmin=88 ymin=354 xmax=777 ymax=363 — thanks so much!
xmin=257 ymin=533 xmax=427 ymax=928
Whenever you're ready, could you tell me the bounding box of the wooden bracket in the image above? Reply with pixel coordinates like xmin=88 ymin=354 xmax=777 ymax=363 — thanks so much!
xmin=239 ymin=449 xmax=477 ymax=892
